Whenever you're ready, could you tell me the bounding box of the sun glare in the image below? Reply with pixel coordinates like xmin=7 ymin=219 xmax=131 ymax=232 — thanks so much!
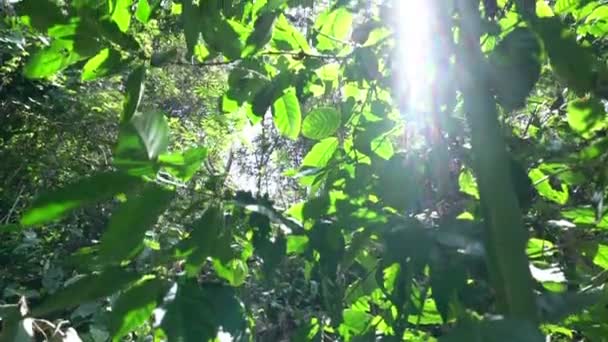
xmin=394 ymin=0 xmax=440 ymax=115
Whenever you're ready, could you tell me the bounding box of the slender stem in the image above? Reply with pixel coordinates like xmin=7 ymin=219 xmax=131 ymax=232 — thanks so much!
xmin=458 ymin=0 xmax=537 ymax=321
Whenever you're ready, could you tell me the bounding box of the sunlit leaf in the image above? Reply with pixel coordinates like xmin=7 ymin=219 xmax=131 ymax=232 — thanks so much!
xmin=567 ymin=97 xmax=606 ymax=137
xmin=459 ymin=168 xmax=480 ymax=199
xmin=272 ymin=87 xmax=301 ymax=140
xmin=272 ymin=14 xmax=310 ymax=52
xmin=82 ymin=48 xmax=122 ymax=81
xmin=23 ymin=39 xmax=80 ymax=79
xmin=314 ymin=8 xmax=353 ymax=52
xmin=302 ymin=107 xmax=341 ymax=140
xmin=302 ymin=137 xmax=339 ymax=168
xmin=158 ymin=147 xmax=208 ymax=182
xmin=111 ymin=0 xmax=133 ymax=32
xmin=135 ymin=0 xmax=153 ymax=24
xmin=529 ymin=168 xmax=569 ymax=205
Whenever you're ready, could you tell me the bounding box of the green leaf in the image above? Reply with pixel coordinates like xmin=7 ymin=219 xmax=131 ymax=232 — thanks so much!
xmin=99 ymin=184 xmax=173 ymax=264
xmin=115 ymin=111 xmax=169 ymax=175
xmin=109 ymin=276 xmax=166 ymax=341
xmin=244 ymin=12 xmax=276 ymax=56
xmin=182 ymin=0 xmax=201 ymax=56
xmin=554 ymin=0 xmax=582 ymax=14
xmin=529 ymin=168 xmax=569 ymax=205
xmin=272 ymin=87 xmax=301 ymax=140
xmin=314 ymin=8 xmax=352 ymax=52
xmin=200 ymin=13 xmax=243 ymax=60
xmin=21 ymin=172 xmax=140 ymax=226
xmin=23 ymin=39 xmax=81 ymax=79
xmin=213 ymin=259 xmax=249 ymax=287
xmin=459 ymin=168 xmax=480 ymax=199
xmin=131 ymin=111 xmax=170 ymax=159
xmin=111 ymin=0 xmax=133 ymax=32
xmin=82 ymin=48 xmax=122 ymax=81
xmin=160 ymin=282 xmax=247 ymax=342
xmin=370 ymin=135 xmax=394 ymax=160
xmin=287 ymin=235 xmax=309 ymax=254
xmin=123 ymin=65 xmax=146 ymax=122
xmin=567 ymin=98 xmax=606 ymax=138
xmin=158 ymin=147 xmax=208 ymax=182
xmin=302 ymin=107 xmax=341 ymax=140
xmin=272 ymin=14 xmax=310 ymax=52
xmin=592 ymin=244 xmax=608 ymax=269
xmin=302 ymin=137 xmax=339 ymax=168
xmin=135 ymin=0 xmax=153 ymax=24
xmin=16 ymin=0 xmax=67 ymax=32
xmin=32 ymin=267 xmax=139 ymax=316
xmin=340 ymin=308 xmax=372 ymax=336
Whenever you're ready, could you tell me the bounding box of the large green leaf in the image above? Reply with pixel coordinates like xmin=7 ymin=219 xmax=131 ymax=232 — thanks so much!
xmin=23 ymin=39 xmax=81 ymax=79
xmin=122 ymin=65 xmax=146 ymax=122
xmin=314 ymin=7 xmax=353 ymax=52
xmin=244 ymin=12 xmax=276 ymax=55
xmin=21 ymin=172 xmax=141 ymax=226
xmin=99 ymin=184 xmax=173 ymax=264
xmin=111 ymin=0 xmax=133 ymax=32
xmin=175 ymin=206 xmax=234 ymax=276
xmin=32 ymin=267 xmax=138 ymax=316
xmin=302 ymin=107 xmax=341 ymax=140
xmin=135 ymin=0 xmax=153 ymax=24
xmin=200 ymin=12 xmax=243 ymax=60
xmin=160 ymin=282 xmax=247 ymax=342
xmin=567 ymin=98 xmax=606 ymax=138
xmin=272 ymin=14 xmax=310 ymax=51
xmin=302 ymin=137 xmax=339 ymax=168
xmin=272 ymin=87 xmax=301 ymax=140
xmin=109 ymin=276 xmax=166 ymax=341
xmin=182 ymin=0 xmax=201 ymax=56
xmin=529 ymin=168 xmax=569 ymax=205
xmin=82 ymin=48 xmax=122 ymax=81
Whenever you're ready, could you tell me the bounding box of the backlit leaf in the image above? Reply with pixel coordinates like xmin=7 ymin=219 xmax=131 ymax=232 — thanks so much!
xmin=272 ymin=87 xmax=301 ymax=140
xmin=111 ymin=0 xmax=133 ymax=32
xmin=567 ymin=98 xmax=606 ymax=137
xmin=82 ymin=48 xmax=122 ymax=81
xmin=302 ymin=107 xmax=341 ymax=140
xmin=302 ymin=137 xmax=339 ymax=168
xmin=315 ymin=8 xmax=353 ymax=52
xmin=135 ymin=0 xmax=153 ymax=24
